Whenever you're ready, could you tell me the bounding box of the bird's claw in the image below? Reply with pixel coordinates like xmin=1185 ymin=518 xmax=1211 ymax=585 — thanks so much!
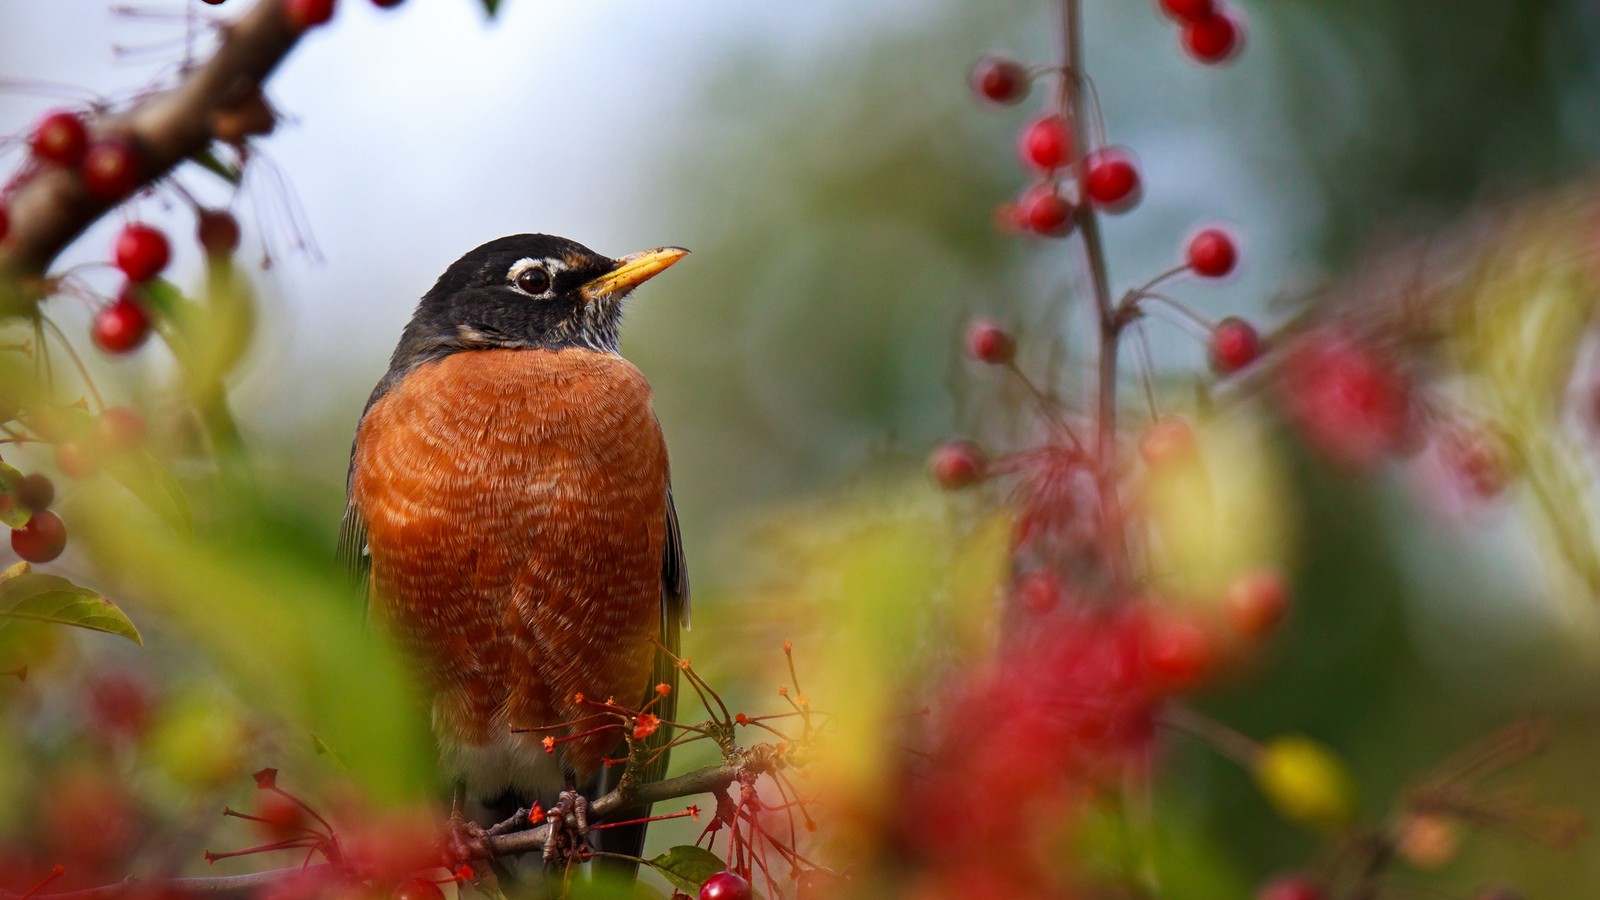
xmin=445 ymin=809 xmax=492 ymax=867
xmin=541 ymin=788 xmax=591 ymax=865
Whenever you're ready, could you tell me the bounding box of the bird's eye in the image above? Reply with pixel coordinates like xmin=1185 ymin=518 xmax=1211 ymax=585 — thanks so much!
xmin=514 ymin=265 xmax=552 ymax=295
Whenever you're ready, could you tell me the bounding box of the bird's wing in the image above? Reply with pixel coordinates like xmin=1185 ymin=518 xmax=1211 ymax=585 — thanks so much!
xmin=336 ymin=429 xmax=373 ymax=615
xmin=593 ymin=485 xmax=689 ymax=876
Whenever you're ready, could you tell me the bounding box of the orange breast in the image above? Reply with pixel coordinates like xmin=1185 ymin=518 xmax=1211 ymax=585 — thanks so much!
xmin=350 ymin=348 xmax=668 ymax=780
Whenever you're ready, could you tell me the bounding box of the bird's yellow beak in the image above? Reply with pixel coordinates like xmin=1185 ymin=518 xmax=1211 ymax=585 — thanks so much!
xmin=580 ymin=247 xmax=689 ymax=303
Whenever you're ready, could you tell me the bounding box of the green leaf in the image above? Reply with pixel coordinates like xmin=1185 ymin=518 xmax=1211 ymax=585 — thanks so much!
xmin=0 ymin=569 xmax=141 ymax=644
xmin=191 ymin=147 xmax=244 ymax=186
xmin=649 ymin=845 xmax=728 ymax=894
xmin=0 ymin=462 xmax=31 ymax=529
xmin=105 ymin=453 xmax=193 ymax=537
xmin=480 ymin=0 xmax=502 ymax=16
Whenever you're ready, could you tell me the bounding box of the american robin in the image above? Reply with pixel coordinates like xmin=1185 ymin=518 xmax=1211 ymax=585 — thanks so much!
xmin=338 ymin=234 xmax=690 ymax=878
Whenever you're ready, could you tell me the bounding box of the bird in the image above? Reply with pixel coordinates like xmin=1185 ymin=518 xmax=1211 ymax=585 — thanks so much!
xmin=337 ymin=233 xmax=690 ymax=881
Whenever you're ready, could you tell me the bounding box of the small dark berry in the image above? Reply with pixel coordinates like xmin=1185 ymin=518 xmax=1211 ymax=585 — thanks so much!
xmin=964 ymin=320 xmax=1015 ymax=365
xmin=929 ymin=440 xmax=986 ymax=490
xmin=1019 ymin=114 xmax=1072 ymax=171
xmin=81 ymin=136 xmax=143 ymax=200
xmin=197 ymin=209 xmax=242 ymax=257
xmin=1183 ymin=11 xmax=1244 ymax=64
xmin=1083 ymin=147 xmax=1142 ymax=212
xmin=970 ymin=57 xmax=1029 ymax=105
xmin=1210 ymin=316 xmax=1262 ymax=374
xmin=92 ymin=292 xmax=152 ymax=355
xmin=114 ymin=224 xmax=171 ymax=282
xmin=1187 ymin=227 xmax=1238 ymax=277
xmin=11 ymin=509 xmax=67 ymax=563
xmin=30 ymin=111 xmax=89 ymax=167
xmin=1019 ymin=183 xmax=1074 ymax=237
xmin=284 ymin=0 xmax=336 ymax=30
xmin=16 ymin=473 xmax=55 ymax=512
xmin=699 ymin=872 xmax=753 ymax=900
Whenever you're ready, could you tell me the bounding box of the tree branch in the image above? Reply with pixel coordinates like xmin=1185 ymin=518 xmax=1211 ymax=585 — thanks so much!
xmin=0 ymin=0 xmax=300 ymax=290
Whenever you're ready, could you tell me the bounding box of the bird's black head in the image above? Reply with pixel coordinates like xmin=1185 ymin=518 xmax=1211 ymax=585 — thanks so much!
xmin=387 ymin=233 xmax=687 ymax=372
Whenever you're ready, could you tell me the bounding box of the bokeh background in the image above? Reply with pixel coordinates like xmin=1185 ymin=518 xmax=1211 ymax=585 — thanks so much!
xmin=3 ymin=0 xmax=1600 ymax=895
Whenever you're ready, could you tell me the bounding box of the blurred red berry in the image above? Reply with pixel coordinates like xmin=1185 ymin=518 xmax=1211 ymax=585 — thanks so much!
xmin=1159 ymin=0 xmax=1215 ymax=21
xmin=1224 ymin=568 xmax=1289 ymax=639
xmin=700 ymin=872 xmax=752 ymax=900
xmin=81 ymin=136 xmax=143 ymax=200
xmin=1138 ymin=416 xmax=1198 ymax=468
xmin=970 ymin=57 xmax=1029 ymax=105
xmin=1083 ymin=147 xmax=1142 ymax=212
xmin=12 ymin=509 xmax=67 ymax=562
xmin=30 ymin=111 xmax=89 ymax=167
xmin=285 ymin=0 xmax=336 ymax=29
xmin=1019 ymin=114 xmax=1072 ymax=171
xmin=198 ymin=209 xmax=242 ymax=257
xmin=98 ymin=406 xmax=148 ymax=454
xmin=0 ymin=205 xmax=9 ymax=243
xmin=87 ymin=671 xmax=152 ymax=740
xmin=17 ymin=473 xmax=55 ymax=511
xmin=1187 ymin=227 xmax=1238 ymax=277
xmin=1183 ymin=10 xmax=1244 ymax=64
xmin=1210 ymin=316 xmax=1262 ymax=374
xmin=372 ymin=0 xmax=405 ymax=6
xmin=1016 ymin=572 xmax=1061 ymax=615
xmin=55 ymin=442 xmax=97 ymax=480
xmin=92 ymin=293 xmax=152 ymax=354
xmin=1440 ymin=430 xmax=1510 ymax=499
xmin=929 ymin=440 xmax=986 ymax=489
xmin=1257 ymin=874 xmax=1328 ymax=900
xmin=992 ymin=201 xmax=1029 ymax=234
xmin=965 ymin=320 xmax=1015 ymax=365
xmin=1020 ymin=183 xmax=1075 ymax=236
xmin=114 ymin=223 xmax=171 ymax=282
xmin=1147 ymin=616 xmax=1212 ymax=690
xmin=1280 ymin=331 xmax=1414 ymax=469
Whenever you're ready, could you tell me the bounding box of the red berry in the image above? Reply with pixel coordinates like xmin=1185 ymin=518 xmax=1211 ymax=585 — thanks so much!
xmin=1183 ymin=11 xmax=1244 ymax=64
xmin=11 ymin=509 xmax=67 ymax=563
xmin=1256 ymin=874 xmax=1328 ymax=900
xmin=114 ymin=224 xmax=171 ymax=282
xmin=197 ymin=209 xmax=242 ymax=257
xmin=390 ymin=878 xmax=444 ymax=900
xmin=1147 ymin=616 xmax=1212 ymax=690
xmin=1210 ymin=316 xmax=1262 ymax=374
xmin=30 ymin=111 xmax=89 ymax=167
xmin=202 ymin=0 xmax=227 ymax=4
xmin=700 ymin=872 xmax=753 ymax=900
xmin=965 ymin=320 xmax=1015 ymax=365
xmin=970 ymin=57 xmax=1029 ymax=105
xmin=929 ymin=440 xmax=986 ymax=490
xmin=0 ymin=205 xmax=9 ymax=243
xmin=87 ymin=671 xmax=152 ymax=740
xmin=81 ymin=136 xmax=143 ymax=200
xmin=17 ymin=473 xmax=55 ymax=512
xmin=1224 ymin=568 xmax=1289 ymax=639
xmin=98 ymin=406 xmax=147 ymax=454
xmin=992 ymin=201 xmax=1029 ymax=234
xmin=1016 ymin=572 xmax=1061 ymax=615
xmin=1019 ymin=183 xmax=1075 ymax=237
xmin=284 ymin=0 xmax=336 ymax=30
xmin=372 ymin=0 xmax=404 ymax=6
xmin=1083 ymin=147 xmax=1142 ymax=212
xmin=1159 ymin=0 xmax=1215 ymax=21
xmin=1019 ymin=114 xmax=1072 ymax=172
xmin=1440 ymin=430 xmax=1510 ymax=499
xmin=55 ymin=443 xmax=97 ymax=480
xmin=1138 ymin=417 xmax=1198 ymax=468
xmin=1187 ymin=227 xmax=1238 ymax=277
xmin=92 ymin=292 xmax=152 ymax=355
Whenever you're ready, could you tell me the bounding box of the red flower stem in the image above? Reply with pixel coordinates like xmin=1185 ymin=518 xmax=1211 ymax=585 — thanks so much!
xmin=1131 ymin=291 xmax=1217 ymax=334
xmin=221 ymin=807 xmax=324 ymax=839
xmin=510 ymin=712 xmax=616 ymax=733
xmin=655 ymin=641 xmax=733 ymax=726
xmin=1004 ymin=360 xmax=1088 ymax=452
xmin=20 ymin=865 xmax=63 ymax=900
xmin=204 ymin=838 xmax=320 ymax=863
xmin=588 ymin=807 xmax=699 ymax=832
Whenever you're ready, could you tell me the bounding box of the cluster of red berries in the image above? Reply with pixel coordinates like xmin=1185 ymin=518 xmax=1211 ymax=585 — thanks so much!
xmin=27 ymin=110 xmax=143 ymax=202
xmin=92 ymin=223 xmax=168 ymax=355
xmin=1159 ymin=0 xmax=1246 ymax=64
xmin=9 ymin=472 xmax=65 ymax=563
xmin=283 ymin=0 xmax=405 ymax=31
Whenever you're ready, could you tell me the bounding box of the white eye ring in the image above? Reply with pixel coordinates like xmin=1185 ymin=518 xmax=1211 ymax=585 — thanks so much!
xmin=508 ymin=258 xmax=553 ymax=297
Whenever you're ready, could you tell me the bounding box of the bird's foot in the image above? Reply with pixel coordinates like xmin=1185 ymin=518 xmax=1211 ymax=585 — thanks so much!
xmin=540 ymin=787 xmax=591 ymax=866
xmin=444 ymin=809 xmax=492 ymax=867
